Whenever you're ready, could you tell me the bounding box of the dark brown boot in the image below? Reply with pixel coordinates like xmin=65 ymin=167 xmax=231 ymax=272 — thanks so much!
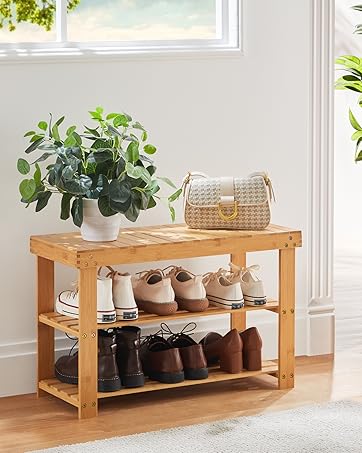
xmin=200 ymin=329 xmax=242 ymax=373
xmin=115 ymin=326 xmax=145 ymax=388
xmin=240 ymin=327 xmax=263 ymax=371
xmin=55 ymin=330 xmax=122 ymax=392
xmin=168 ymin=333 xmax=208 ymax=380
xmin=141 ymin=335 xmax=184 ymax=383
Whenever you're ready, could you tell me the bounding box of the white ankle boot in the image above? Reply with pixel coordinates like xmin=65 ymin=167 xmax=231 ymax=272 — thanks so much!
xmin=55 ymin=276 xmax=116 ymax=323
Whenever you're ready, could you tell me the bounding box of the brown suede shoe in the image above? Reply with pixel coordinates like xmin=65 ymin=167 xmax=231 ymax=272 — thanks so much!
xmin=116 ymin=326 xmax=145 ymax=388
xmin=240 ymin=327 xmax=263 ymax=371
xmin=168 ymin=333 xmax=208 ymax=380
xmin=141 ymin=335 xmax=184 ymax=383
xmin=55 ymin=330 xmax=122 ymax=392
xmin=200 ymin=329 xmax=242 ymax=373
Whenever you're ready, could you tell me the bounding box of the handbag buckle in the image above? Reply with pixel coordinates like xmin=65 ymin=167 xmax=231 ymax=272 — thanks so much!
xmin=218 ymin=201 xmax=238 ymax=222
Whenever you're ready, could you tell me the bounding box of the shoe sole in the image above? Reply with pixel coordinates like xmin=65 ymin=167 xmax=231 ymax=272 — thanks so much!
xmin=55 ymin=300 xmax=116 ymax=323
xmin=135 ymin=299 xmax=178 ymax=316
xmin=207 ymin=296 xmax=244 ymax=310
xmin=148 ymin=370 xmax=185 ymax=384
xmin=184 ymin=367 xmax=208 ymax=380
xmin=55 ymin=368 xmax=122 ymax=392
xmin=115 ymin=306 xmax=139 ymax=321
xmin=175 ymin=297 xmax=209 ymax=312
xmin=122 ymin=373 xmax=145 ymax=388
xmin=244 ymin=296 xmax=267 ymax=306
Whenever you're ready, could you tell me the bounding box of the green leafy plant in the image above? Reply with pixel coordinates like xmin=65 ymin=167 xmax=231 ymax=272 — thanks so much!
xmin=0 ymin=0 xmax=80 ymax=32
xmin=17 ymin=107 xmax=181 ymax=227
xmin=335 ymin=4 xmax=362 ymax=162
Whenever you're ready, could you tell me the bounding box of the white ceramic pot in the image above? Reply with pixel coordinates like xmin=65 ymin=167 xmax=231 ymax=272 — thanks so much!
xmin=80 ymin=199 xmax=120 ymax=242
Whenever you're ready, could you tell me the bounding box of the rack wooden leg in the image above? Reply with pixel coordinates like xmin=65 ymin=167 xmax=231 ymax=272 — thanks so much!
xmin=278 ymin=248 xmax=295 ymax=389
xmin=230 ymin=252 xmax=246 ymax=332
xmin=37 ymin=257 xmax=55 ymax=397
xmin=78 ymin=267 xmax=98 ymax=419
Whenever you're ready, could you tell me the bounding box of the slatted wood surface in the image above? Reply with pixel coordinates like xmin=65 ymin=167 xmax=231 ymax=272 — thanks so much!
xmin=39 ymin=301 xmax=279 ymax=336
xmin=30 ymin=224 xmax=302 ymax=268
xmin=39 ymin=360 xmax=278 ymax=405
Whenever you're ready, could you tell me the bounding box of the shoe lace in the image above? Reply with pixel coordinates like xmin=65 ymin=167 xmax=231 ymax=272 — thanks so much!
xmin=135 ymin=269 xmax=165 ymax=281
xmin=229 ymin=263 xmax=260 ymax=280
xmin=202 ymin=268 xmax=231 ymax=285
xmin=140 ymin=328 xmax=164 ymax=347
xmin=160 ymin=322 xmax=197 ymax=340
xmin=65 ymin=333 xmax=79 ymax=356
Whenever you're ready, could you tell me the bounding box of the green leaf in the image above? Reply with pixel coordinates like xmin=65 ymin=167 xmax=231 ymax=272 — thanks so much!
xmin=36 ymin=191 xmax=52 ymax=212
xmin=96 ymin=106 xmax=104 ymax=114
xmin=144 ymin=144 xmax=157 ymax=155
xmin=89 ymin=111 xmax=102 ymax=120
xmin=24 ymin=130 xmax=36 ymax=137
xmin=62 ymin=165 xmax=75 ymax=180
xmin=141 ymin=131 xmax=148 ymax=142
xmin=17 ymin=158 xmax=30 ymax=175
xmin=38 ymin=121 xmax=48 ymax=131
xmin=30 ymin=134 xmax=44 ymax=143
xmin=109 ymin=197 xmax=131 ymax=213
xmin=61 ymin=193 xmax=73 ymax=220
xmin=108 ymin=125 xmax=122 ymax=137
xmin=25 ymin=137 xmax=45 ymax=154
xmin=158 ymin=176 xmax=176 ymax=189
xmin=64 ymin=134 xmax=76 ymax=147
xmin=55 ymin=116 xmax=65 ymax=127
xmin=71 ymin=197 xmax=83 ymax=227
xmin=31 ymin=152 xmax=54 ymax=164
xmin=98 ymin=196 xmax=117 ymax=217
xmin=125 ymin=163 xmax=151 ymax=184
xmin=51 ymin=124 xmax=61 ymax=142
xmin=66 ymin=125 xmax=76 ymax=136
xmin=113 ymin=114 xmax=129 ymax=128
xmin=34 ymin=163 xmax=41 ymax=186
xmin=351 ymin=130 xmax=362 ymax=141
xmin=19 ymin=179 xmax=36 ymax=201
xmin=63 ymin=176 xmax=92 ymax=195
xmin=147 ymin=196 xmax=157 ymax=209
xmin=106 ymin=113 xmax=118 ymax=120
xmin=169 ymin=205 xmax=176 ymax=222
xmin=126 ymin=142 xmax=139 ymax=163
xmin=84 ymin=125 xmax=100 ymax=137
xmin=124 ymin=203 xmax=140 ymax=222
xmin=168 ymin=188 xmax=182 ymax=203
xmin=349 ymin=109 xmax=362 ymax=131
xmin=109 ymin=180 xmax=131 ymax=203
xmin=132 ymin=121 xmax=145 ymax=131
xmin=355 ymin=149 xmax=362 ymax=161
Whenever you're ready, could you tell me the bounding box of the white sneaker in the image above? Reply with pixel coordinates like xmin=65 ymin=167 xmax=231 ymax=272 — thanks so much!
xmin=132 ymin=269 xmax=178 ymax=316
xmin=109 ymin=270 xmax=138 ymax=321
xmin=55 ymin=276 xmax=116 ymax=323
xmin=164 ymin=266 xmax=209 ymax=312
xmin=229 ymin=264 xmax=267 ymax=306
xmin=203 ymin=269 xmax=244 ymax=310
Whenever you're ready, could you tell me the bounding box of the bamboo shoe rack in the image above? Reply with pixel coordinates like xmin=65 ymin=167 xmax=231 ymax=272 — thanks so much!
xmin=31 ymin=223 xmax=302 ymax=419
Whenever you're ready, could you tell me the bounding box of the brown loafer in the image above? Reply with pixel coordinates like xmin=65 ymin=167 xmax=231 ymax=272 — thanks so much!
xmin=141 ymin=335 xmax=184 ymax=384
xmin=240 ymin=327 xmax=263 ymax=371
xmin=200 ymin=329 xmax=242 ymax=373
xmin=168 ymin=333 xmax=208 ymax=380
xmin=55 ymin=330 xmax=122 ymax=392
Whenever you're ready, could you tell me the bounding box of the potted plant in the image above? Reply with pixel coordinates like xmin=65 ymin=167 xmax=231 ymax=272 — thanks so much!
xmin=17 ymin=107 xmax=181 ymax=241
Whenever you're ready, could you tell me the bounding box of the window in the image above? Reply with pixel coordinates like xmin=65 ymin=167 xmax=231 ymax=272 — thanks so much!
xmin=0 ymin=0 xmax=241 ymax=59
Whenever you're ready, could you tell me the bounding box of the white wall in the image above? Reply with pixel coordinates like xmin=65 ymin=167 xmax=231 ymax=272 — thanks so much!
xmin=0 ymin=0 xmax=311 ymax=397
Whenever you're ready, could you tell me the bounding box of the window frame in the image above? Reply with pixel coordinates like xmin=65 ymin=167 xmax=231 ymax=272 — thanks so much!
xmin=0 ymin=0 xmax=242 ymax=60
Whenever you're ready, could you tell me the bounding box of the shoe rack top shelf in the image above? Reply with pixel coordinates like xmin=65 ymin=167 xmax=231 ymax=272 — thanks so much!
xmin=39 ymin=300 xmax=279 ymax=337
xmin=30 ymin=223 xmax=302 ymax=268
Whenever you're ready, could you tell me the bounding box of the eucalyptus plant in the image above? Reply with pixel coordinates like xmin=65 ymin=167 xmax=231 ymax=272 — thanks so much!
xmin=17 ymin=107 xmax=181 ymax=226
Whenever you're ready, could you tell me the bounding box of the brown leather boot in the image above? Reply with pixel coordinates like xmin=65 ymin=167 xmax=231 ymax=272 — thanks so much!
xmin=55 ymin=330 xmax=122 ymax=392
xmin=141 ymin=335 xmax=184 ymax=383
xmin=115 ymin=326 xmax=145 ymax=388
xmin=168 ymin=333 xmax=208 ymax=380
xmin=200 ymin=329 xmax=242 ymax=373
xmin=240 ymin=327 xmax=263 ymax=371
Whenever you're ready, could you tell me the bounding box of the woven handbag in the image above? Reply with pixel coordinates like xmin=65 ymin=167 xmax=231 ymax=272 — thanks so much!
xmin=182 ymin=172 xmax=275 ymax=230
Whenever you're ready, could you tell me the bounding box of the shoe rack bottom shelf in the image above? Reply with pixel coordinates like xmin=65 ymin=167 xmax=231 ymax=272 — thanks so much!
xmin=39 ymin=360 xmax=278 ymax=408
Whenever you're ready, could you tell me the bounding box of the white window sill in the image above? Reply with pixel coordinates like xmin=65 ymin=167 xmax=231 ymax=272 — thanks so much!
xmin=0 ymin=44 xmax=244 ymax=64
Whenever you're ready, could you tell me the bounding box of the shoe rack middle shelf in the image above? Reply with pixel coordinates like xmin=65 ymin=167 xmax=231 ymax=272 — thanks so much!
xmin=39 ymin=300 xmax=279 ymax=337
